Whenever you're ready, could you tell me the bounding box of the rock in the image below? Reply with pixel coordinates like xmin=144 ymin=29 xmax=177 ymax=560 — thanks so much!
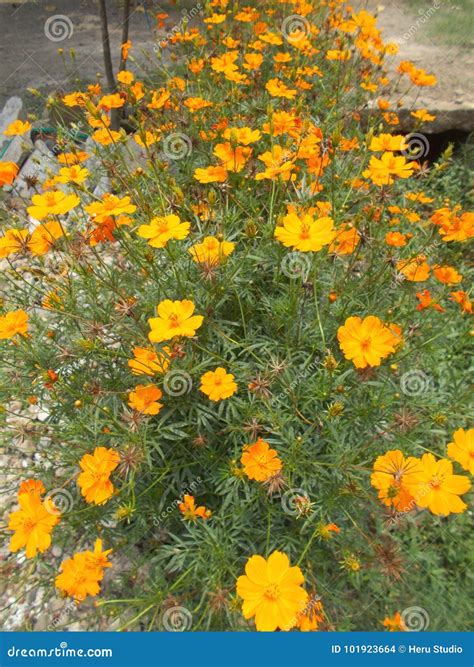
xmin=14 ymin=140 xmax=58 ymax=199
xmin=0 ymin=96 xmax=25 ymax=152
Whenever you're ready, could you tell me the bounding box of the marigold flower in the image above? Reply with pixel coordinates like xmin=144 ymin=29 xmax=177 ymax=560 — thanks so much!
xmin=0 ymin=310 xmax=29 ymax=339
xmin=241 ymin=438 xmax=282 ymax=482
xmin=236 ymin=551 xmax=308 ymax=631
xmin=128 ymin=346 xmax=171 ymax=376
xmin=178 ymin=494 xmax=212 ymax=520
xmin=4 ymin=120 xmax=31 ymax=136
xmin=200 ymin=367 xmax=237 ymax=401
xmin=275 ymin=212 xmax=335 ymax=252
xmin=77 ymin=447 xmax=120 ymax=505
xmin=137 ymin=214 xmax=190 ymax=248
xmin=148 ymin=299 xmax=203 ymax=343
xmin=371 ymin=450 xmax=420 ymax=512
xmin=27 ymin=191 xmax=80 ymax=221
xmin=8 ymin=482 xmax=59 ymax=558
xmin=189 ymin=236 xmax=235 ymax=265
xmin=337 ymin=315 xmax=401 ymax=368
xmin=117 ymin=70 xmax=134 ymax=84
xmin=128 ymin=384 xmax=163 ymax=415
xmin=447 ymin=428 xmax=474 ymax=475
xmin=405 ymin=453 xmax=471 ymax=516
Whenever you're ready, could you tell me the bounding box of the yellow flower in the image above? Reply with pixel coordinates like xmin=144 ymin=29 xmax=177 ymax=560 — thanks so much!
xmin=55 ymin=166 xmax=89 ymax=185
xmin=194 ymin=165 xmax=228 ymax=183
xmin=447 ymin=428 xmax=474 ymax=475
xmin=128 ymin=346 xmax=171 ymax=376
xmin=189 ymin=236 xmax=235 ymax=264
xmin=117 ymin=70 xmax=135 ymax=84
xmin=236 ymin=551 xmax=308 ymax=631
xmin=275 ymin=212 xmax=335 ymax=252
xmin=27 ymin=190 xmax=80 ymax=221
xmin=4 ymin=120 xmax=32 ymax=136
xmin=241 ymin=438 xmax=282 ymax=482
xmin=0 ymin=228 xmax=29 ymax=258
xmin=397 ymin=255 xmax=430 ymax=282
xmin=0 ymin=310 xmax=29 ymax=339
xmin=8 ymin=482 xmax=59 ymax=558
xmin=148 ymin=299 xmax=203 ymax=343
xmin=128 ymin=384 xmax=163 ymax=415
xmin=213 ymin=142 xmax=252 ymax=173
xmin=371 ymin=450 xmax=420 ymax=512
xmin=55 ymin=539 xmax=112 ymax=601
xmin=222 ymin=127 xmax=261 ymax=145
xmin=369 ymin=134 xmax=407 ymax=152
xmin=265 ymin=78 xmax=297 ymax=99
xmin=0 ymin=161 xmax=19 ymax=186
xmin=77 ymin=447 xmax=120 ymax=505
xmin=92 ymin=128 xmax=122 ymax=145
xmin=184 ymin=97 xmax=213 ymax=113
xmin=28 ymin=220 xmax=65 ymax=255
xmin=255 ymin=146 xmax=295 ymax=181
xmin=200 ymin=367 xmax=237 ymax=401
xmin=137 ymin=214 xmax=190 ymax=248
xmin=383 ymin=612 xmax=405 ymax=631
xmin=363 ymin=152 xmax=414 ymax=186
xmin=337 ymin=315 xmax=401 ymax=368
xmin=405 ymin=453 xmax=471 ymax=516
xmin=85 ymin=194 xmax=136 ymax=223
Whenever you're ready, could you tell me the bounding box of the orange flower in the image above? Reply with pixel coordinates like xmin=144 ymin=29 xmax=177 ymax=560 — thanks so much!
xmin=415 ymin=289 xmax=445 ymax=313
xmin=148 ymin=299 xmax=203 ymax=343
xmin=189 ymin=236 xmax=235 ymax=265
xmin=8 ymin=482 xmax=59 ymax=558
xmin=128 ymin=346 xmax=171 ymax=376
xmin=0 ymin=310 xmax=28 ymax=339
xmin=179 ymin=494 xmax=211 ymax=520
xmin=337 ymin=315 xmax=401 ymax=368
xmin=184 ymin=97 xmax=213 ymax=113
xmin=55 ymin=539 xmax=112 ymax=601
xmin=241 ymin=438 xmax=282 ymax=482
xmin=265 ymin=78 xmax=297 ymax=99
xmin=194 ymin=165 xmax=228 ymax=183
xmin=397 ymin=256 xmax=430 ymax=282
xmin=92 ymin=128 xmax=122 ymax=145
xmin=0 ymin=228 xmax=29 ymax=257
xmin=449 ymin=291 xmax=472 ymax=314
xmin=329 ymin=225 xmax=360 ymax=255
xmin=137 ymin=214 xmax=190 ymax=248
xmin=27 ymin=191 xmax=80 ymax=221
xmin=433 ymin=265 xmax=462 ymax=285
xmin=385 ymin=231 xmax=407 ymax=247
xmin=77 ymin=447 xmax=120 ymax=505
xmin=363 ymin=152 xmax=414 ymax=186
xmin=213 ymin=142 xmax=252 ymax=173
xmin=28 ymin=220 xmax=66 ymax=255
xmin=200 ymin=367 xmax=237 ymax=401
xmin=128 ymin=384 xmax=163 ymax=415
xmin=275 ymin=211 xmax=335 ymax=252
xmin=405 ymin=454 xmax=471 ymax=516
xmin=371 ymin=450 xmax=420 ymax=512
xmin=383 ymin=612 xmax=405 ymax=631
xmin=236 ymin=551 xmax=308 ymax=631
xmin=447 ymin=428 xmax=474 ymax=475
xmin=98 ymin=93 xmax=125 ymax=110
xmin=255 ymin=146 xmax=295 ymax=181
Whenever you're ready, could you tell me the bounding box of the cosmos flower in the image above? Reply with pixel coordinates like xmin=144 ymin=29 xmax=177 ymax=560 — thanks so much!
xmin=241 ymin=439 xmax=282 ymax=482
xmin=337 ymin=316 xmax=401 ymax=368
xmin=77 ymin=447 xmax=120 ymax=505
xmin=447 ymin=428 xmax=474 ymax=475
xmin=137 ymin=214 xmax=190 ymax=248
xmin=199 ymin=367 xmax=238 ymax=401
xmin=148 ymin=299 xmax=203 ymax=343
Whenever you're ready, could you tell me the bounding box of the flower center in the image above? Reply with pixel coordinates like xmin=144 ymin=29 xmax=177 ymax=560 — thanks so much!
xmin=264 ymin=582 xmax=280 ymax=601
xmin=361 ymin=337 xmax=372 ymax=350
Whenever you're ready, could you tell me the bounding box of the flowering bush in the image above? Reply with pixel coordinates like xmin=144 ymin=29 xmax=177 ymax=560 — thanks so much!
xmin=1 ymin=0 xmax=473 ymax=632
